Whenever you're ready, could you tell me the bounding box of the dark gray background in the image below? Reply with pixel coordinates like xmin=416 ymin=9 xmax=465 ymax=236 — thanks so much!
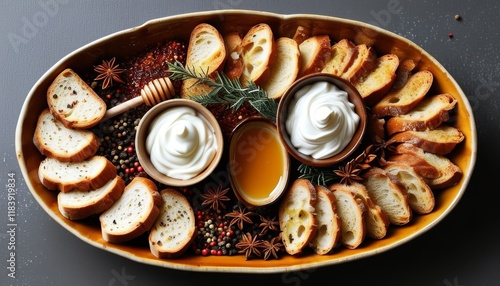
xmin=1 ymin=0 xmax=499 ymax=285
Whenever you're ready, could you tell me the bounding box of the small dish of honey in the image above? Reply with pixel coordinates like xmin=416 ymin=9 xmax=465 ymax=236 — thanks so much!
xmin=228 ymin=117 xmax=290 ymax=208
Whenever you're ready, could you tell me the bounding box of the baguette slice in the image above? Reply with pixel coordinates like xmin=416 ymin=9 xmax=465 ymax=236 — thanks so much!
xmin=387 ymin=125 xmax=465 ymax=155
xmin=180 ymin=23 xmax=226 ymax=98
xmin=393 ymin=59 xmax=417 ymax=89
xmin=298 ymin=34 xmax=332 ymax=77
xmin=100 ymin=177 xmax=162 ymax=243
xmin=342 ymin=182 xmax=389 ymax=240
xmin=223 ymin=31 xmax=244 ymax=80
xmin=341 ymin=44 xmax=377 ymax=82
xmin=278 ymin=178 xmax=317 ymax=255
xmin=57 ymin=176 xmax=125 ymax=220
xmin=47 ymin=68 xmax=106 ymax=129
xmin=321 ymin=39 xmax=356 ymax=76
xmin=372 ymin=70 xmax=434 ymax=117
xmin=33 ymin=109 xmax=100 ymax=162
xmin=292 ymin=25 xmax=312 ymax=45
xmin=384 ymin=163 xmax=435 ymax=214
xmin=353 ymin=54 xmax=400 ymax=106
xmin=149 ymin=188 xmax=196 ymax=258
xmin=362 ymin=167 xmax=412 ymax=225
xmin=386 ymin=93 xmax=458 ymax=136
xmin=239 ymin=23 xmax=276 ymax=86
xmin=388 ymin=143 xmax=463 ymax=189
xmin=329 ymin=183 xmax=366 ymax=249
xmin=38 ymin=155 xmax=117 ymax=193
xmin=260 ymin=37 xmax=300 ymax=99
xmin=310 ymin=185 xmax=341 ymax=255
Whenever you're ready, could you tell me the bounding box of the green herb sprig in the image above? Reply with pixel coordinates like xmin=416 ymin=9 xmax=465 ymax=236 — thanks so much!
xmin=296 ymin=164 xmax=338 ymax=186
xmin=167 ymin=61 xmax=278 ymax=120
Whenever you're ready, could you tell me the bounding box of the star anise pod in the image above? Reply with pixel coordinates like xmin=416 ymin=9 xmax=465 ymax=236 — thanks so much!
xmin=200 ymin=185 xmax=230 ymax=211
xmin=262 ymin=234 xmax=284 ymax=260
xmin=258 ymin=215 xmax=279 ymax=236
xmin=236 ymin=232 xmax=265 ymax=260
xmin=225 ymin=206 xmax=256 ymax=230
xmin=94 ymin=57 xmax=125 ymax=89
xmin=354 ymin=144 xmax=377 ymax=170
xmin=333 ymin=160 xmax=363 ymax=185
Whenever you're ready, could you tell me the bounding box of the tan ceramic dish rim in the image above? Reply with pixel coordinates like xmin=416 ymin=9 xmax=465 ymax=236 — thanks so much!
xmin=15 ymin=9 xmax=477 ymax=273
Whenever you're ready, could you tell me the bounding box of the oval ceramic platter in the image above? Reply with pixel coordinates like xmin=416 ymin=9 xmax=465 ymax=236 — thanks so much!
xmin=16 ymin=10 xmax=477 ymax=273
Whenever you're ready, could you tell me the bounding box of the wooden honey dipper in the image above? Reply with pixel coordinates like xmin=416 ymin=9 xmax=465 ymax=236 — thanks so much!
xmin=102 ymin=77 xmax=175 ymax=121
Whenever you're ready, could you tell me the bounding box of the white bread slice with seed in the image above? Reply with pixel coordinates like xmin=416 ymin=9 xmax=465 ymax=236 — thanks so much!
xmin=57 ymin=176 xmax=125 ymax=220
xmin=223 ymin=31 xmax=244 ymax=80
xmin=321 ymin=39 xmax=356 ymax=76
xmin=353 ymin=54 xmax=400 ymax=106
xmin=362 ymin=167 xmax=412 ymax=225
xmin=386 ymin=93 xmax=458 ymax=136
xmin=384 ymin=163 xmax=435 ymax=214
xmin=341 ymin=44 xmax=377 ymax=82
xmin=100 ymin=177 xmax=162 ymax=243
xmin=180 ymin=23 xmax=226 ymax=98
xmin=239 ymin=23 xmax=276 ymax=86
xmin=47 ymin=68 xmax=106 ymax=129
xmin=372 ymin=70 xmax=434 ymax=117
xmin=329 ymin=183 xmax=366 ymax=249
xmin=278 ymin=178 xmax=317 ymax=255
xmin=342 ymin=182 xmax=389 ymax=240
xmin=387 ymin=143 xmax=463 ymax=189
xmin=38 ymin=155 xmax=117 ymax=193
xmin=260 ymin=37 xmax=300 ymax=99
xmin=387 ymin=125 xmax=465 ymax=155
xmin=298 ymin=35 xmax=331 ymax=77
xmin=310 ymin=185 xmax=341 ymax=255
xmin=33 ymin=109 xmax=100 ymax=162
xmin=149 ymin=188 xmax=196 ymax=258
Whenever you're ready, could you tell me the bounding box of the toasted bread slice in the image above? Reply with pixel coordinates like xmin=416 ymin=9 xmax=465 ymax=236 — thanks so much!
xmin=100 ymin=177 xmax=162 ymax=243
xmin=362 ymin=167 xmax=412 ymax=225
xmin=393 ymin=59 xmax=417 ymax=89
xmin=372 ymin=70 xmax=434 ymax=117
xmin=298 ymin=35 xmax=332 ymax=77
xmin=387 ymin=125 xmax=465 ymax=155
xmin=47 ymin=68 xmax=106 ymax=129
xmin=180 ymin=23 xmax=226 ymax=98
xmin=310 ymin=185 xmax=341 ymax=255
xmin=279 ymin=179 xmax=317 ymax=255
xmin=386 ymin=93 xmax=458 ymax=136
xmin=149 ymin=188 xmax=196 ymax=258
xmin=239 ymin=23 xmax=276 ymax=86
xmin=57 ymin=176 xmax=125 ymax=220
xmin=342 ymin=182 xmax=389 ymax=240
xmin=38 ymin=155 xmax=117 ymax=193
xmin=387 ymin=143 xmax=463 ymax=189
xmin=384 ymin=163 xmax=435 ymax=214
xmin=341 ymin=44 xmax=377 ymax=82
xmin=33 ymin=109 xmax=100 ymax=162
xmin=354 ymin=54 xmax=400 ymax=106
xmin=292 ymin=25 xmax=312 ymax=45
xmin=321 ymin=39 xmax=356 ymax=76
xmin=223 ymin=31 xmax=244 ymax=80
xmin=329 ymin=183 xmax=366 ymax=249
xmin=260 ymin=37 xmax=300 ymax=99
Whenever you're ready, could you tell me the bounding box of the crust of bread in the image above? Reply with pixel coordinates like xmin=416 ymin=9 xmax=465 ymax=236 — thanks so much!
xmin=372 ymin=70 xmax=434 ymax=117
xmin=310 ymin=185 xmax=341 ymax=255
xmin=292 ymin=25 xmax=312 ymax=45
xmin=47 ymin=68 xmax=106 ymax=129
xmin=260 ymin=37 xmax=300 ymax=99
xmin=298 ymin=35 xmax=332 ymax=77
xmin=341 ymin=44 xmax=377 ymax=82
xmin=149 ymin=188 xmax=196 ymax=258
xmin=393 ymin=59 xmax=417 ymax=89
xmin=223 ymin=31 xmax=244 ymax=80
xmin=386 ymin=93 xmax=458 ymax=136
xmin=33 ymin=109 xmax=100 ymax=162
xmin=354 ymin=54 xmax=400 ymax=106
xmin=321 ymin=39 xmax=356 ymax=76
xmin=38 ymin=155 xmax=117 ymax=193
xmin=387 ymin=124 xmax=465 ymax=155
xmin=329 ymin=183 xmax=366 ymax=249
xmin=100 ymin=177 xmax=162 ymax=243
xmin=57 ymin=176 xmax=125 ymax=220
xmin=278 ymin=178 xmax=317 ymax=255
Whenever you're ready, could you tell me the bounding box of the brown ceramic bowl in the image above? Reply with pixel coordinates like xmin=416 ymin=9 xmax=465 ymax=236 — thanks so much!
xmin=135 ymin=99 xmax=224 ymax=187
xmin=277 ymin=73 xmax=367 ymax=167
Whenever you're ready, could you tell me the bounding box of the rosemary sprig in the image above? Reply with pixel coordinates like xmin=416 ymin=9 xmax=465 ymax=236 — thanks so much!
xmin=167 ymin=61 xmax=278 ymax=120
xmin=297 ymin=164 xmax=338 ymax=186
